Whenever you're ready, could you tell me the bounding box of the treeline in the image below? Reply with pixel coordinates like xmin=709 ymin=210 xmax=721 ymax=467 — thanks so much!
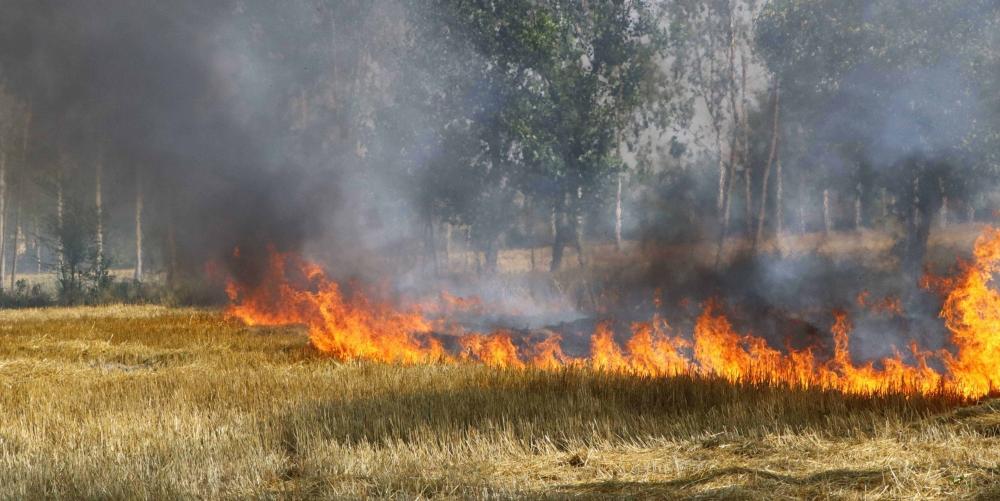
xmin=0 ymin=0 xmax=997 ymax=303
xmin=0 ymin=102 xmax=158 ymax=304
xmin=339 ymin=0 xmax=1000 ymax=280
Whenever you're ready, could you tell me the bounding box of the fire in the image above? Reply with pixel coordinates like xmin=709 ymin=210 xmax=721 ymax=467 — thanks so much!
xmin=459 ymin=331 xmax=524 ymax=369
xmin=939 ymin=226 xmax=1000 ymax=398
xmin=227 ymin=229 xmax=1000 ymax=400
xmin=226 ymin=250 xmax=446 ymax=364
xmin=418 ymin=291 xmax=486 ymax=316
xmin=856 ymin=291 xmax=903 ymax=316
xmin=529 ymin=334 xmax=575 ymax=370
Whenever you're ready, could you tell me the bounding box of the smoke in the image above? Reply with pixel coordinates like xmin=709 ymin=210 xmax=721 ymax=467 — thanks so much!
xmin=1 ymin=0 xmax=997 ymax=366
xmin=0 ymin=0 xmax=348 ymax=282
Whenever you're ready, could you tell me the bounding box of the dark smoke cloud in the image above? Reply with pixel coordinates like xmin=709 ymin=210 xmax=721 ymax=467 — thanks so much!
xmin=0 ymin=0 xmax=340 ymax=281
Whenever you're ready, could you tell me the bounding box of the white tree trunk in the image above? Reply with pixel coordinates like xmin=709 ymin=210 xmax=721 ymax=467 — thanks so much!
xmin=0 ymin=148 xmax=6 ymax=290
xmin=33 ymin=214 xmax=41 ymax=274
xmin=57 ymin=176 xmax=64 ymax=269
xmin=823 ymin=189 xmax=832 ymax=234
xmin=9 ymin=203 xmax=19 ymax=290
xmin=574 ymin=186 xmax=585 ymax=267
xmin=938 ymin=177 xmax=948 ymax=228
xmin=10 ymin=108 xmax=30 ymax=290
xmin=443 ymin=222 xmax=452 ymax=273
xmin=798 ymin=179 xmax=807 ymax=234
xmin=854 ymin=182 xmax=862 ymax=230
xmin=166 ymin=216 xmax=178 ymax=288
xmin=465 ymin=226 xmax=473 ymax=272
xmin=753 ymin=82 xmax=780 ymax=251
xmin=716 ymin=134 xmax=726 ymax=215
xmin=134 ymin=171 xmax=144 ymax=282
xmin=940 ymin=197 xmax=949 ymax=228
xmin=95 ymin=150 xmax=104 ymax=265
xmin=614 ymin=173 xmax=623 ymax=251
xmin=741 ymin=50 xmax=752 ymax=234
xmin=775 ymin=158 xmax=783 ymax=235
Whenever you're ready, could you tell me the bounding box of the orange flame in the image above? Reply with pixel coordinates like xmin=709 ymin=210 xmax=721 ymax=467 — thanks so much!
xmin=227 ymin=229 xmax=1000 ymax=400
xmin=856 ymin=291 xmax=904 ymax=316
xmin=939 ymin=227 xmax=1000 ymax=397
xmin=459 ymin=331 xmax=525 ymax=369
xmin=226 ymin=250 xmax=445 ymax=364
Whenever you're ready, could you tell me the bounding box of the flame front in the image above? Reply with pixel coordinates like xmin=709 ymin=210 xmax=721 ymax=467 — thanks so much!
xmin=226 ymin=251 xmax=446 ymax=364
xmin=227 ymin=229 xmax=1000 ymax=400
xmin=939 ymin=227 xmax=1000 ymax=398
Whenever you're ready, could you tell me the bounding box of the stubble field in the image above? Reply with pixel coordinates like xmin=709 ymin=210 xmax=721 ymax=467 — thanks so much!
xmin=0 ymin=305 xmax=998 ymax=499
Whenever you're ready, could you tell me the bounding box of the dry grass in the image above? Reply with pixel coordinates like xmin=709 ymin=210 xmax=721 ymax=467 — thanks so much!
xmin=0 ymin=306 xmax=997 ymax=499
xmin=433 ymin=223 xmax=989 ymax=275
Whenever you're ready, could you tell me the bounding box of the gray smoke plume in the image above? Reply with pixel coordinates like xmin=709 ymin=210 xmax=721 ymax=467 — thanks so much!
xmin=0 ymin=0 xmax=351 ymax=283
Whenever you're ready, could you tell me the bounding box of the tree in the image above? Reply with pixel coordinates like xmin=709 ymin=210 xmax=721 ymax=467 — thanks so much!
xmin=51 ymin=173 xmax=99 ymax=304
xmin=134 ymin=168 xmax=143 ymax=282
xmin=397 ymin=1 xmax=682 ymax=272
xmin=757 ymin=0 xmax=1000 ymax=283
xmin=672 ymin=0 xmax=764 ymax=265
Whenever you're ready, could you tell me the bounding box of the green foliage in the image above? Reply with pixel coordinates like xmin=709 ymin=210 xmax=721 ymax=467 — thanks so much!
xmin=391 ymin=0 xmax=684 ymax=263
xmin=51 ymin=195 xmax=116 ymax=305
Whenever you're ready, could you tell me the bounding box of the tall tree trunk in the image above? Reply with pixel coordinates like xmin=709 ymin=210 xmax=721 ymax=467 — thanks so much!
xmin=744 ymin=166 xmax=751 ymax=235
xmin=798 ymin=178 xmax=807 ymax=234
xmin=9 ymin=200 xmax=19 ymax=290
xmin=574 ymin=186 xmax=585 ymax=267
xmin=10 ymin=107 xmax=30 ymax=290
xmin=716 ymin=23 xmax=740 ymax=270
xmin=715 ymin=160 xmax=735 ymax=269
xmin=550 ymin=205 xmax=557 ymax=243
xmin=0 ymin=148 xmax=7 ymax=290
xmin=550 ymin=199 xmax=567 ymax=272
xmin=900 ymin=166 xmax=943 ymax=286
xmin=775 ymin=158 xmax=783 ymax=235
xmin=716 ymin=133 xmax=726 ymax=215
xmin=938 ymin=177 xmax=948 ymax=228
xmin=443 ymin=222 xmax=452 ymax=273
xmin=56 ymin=175 xmax=64 ymax=270
xmin=720 ymin=14 xmax=739 ymax=238
xmin=714 ymin=145 xmax=737 ymax=269
xmin=854 ymin=181 xmax=863 ymax=230
xmin=33 ymin=217 xmax=41 ymax=274
xmin=614 ymin=173 xmax=623 ymax=251
xmin=465 ymin=226 xmax=472 ymax=272
xmin=740 ymin=50 xmax=752 ymax=236
xmin=521 ymin=196 xmax=535 ymax=271
xmin=483 ymin=238 xmax=498 ymax=274
xmin=522 ymin=202 xmax=534 ymax=271
xmin=134 ymin=171 xmax=144 ymax=282
xmin=424 ymin=218 xmax=438 ymax=274
xmin=166 ymin=216 xmax=178 ymax=289
xmin=753 ymin=82 xmax=781 ymax=251
xmin=823 ymin=189 xmax=832 ymax=235
xmin=95 ymin=148 xmax=104 ymax=266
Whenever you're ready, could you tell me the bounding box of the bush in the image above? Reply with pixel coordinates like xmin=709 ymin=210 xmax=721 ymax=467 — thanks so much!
xmin=0 ymin=280 xmax=53 ymax=308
